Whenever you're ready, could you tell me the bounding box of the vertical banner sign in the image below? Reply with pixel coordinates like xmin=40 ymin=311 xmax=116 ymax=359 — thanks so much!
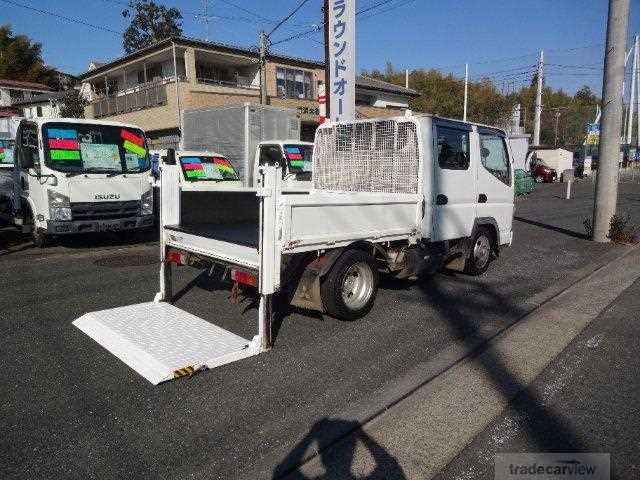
xmin=328 ymin=0 xmax=355 ymax=122
xmin=318 ymin=82 xmax=327 ymax=124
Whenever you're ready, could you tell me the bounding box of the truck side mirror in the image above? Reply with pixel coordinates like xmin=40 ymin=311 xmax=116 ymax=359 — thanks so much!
xmin=164 ymin=148 xmax=176 ymax=165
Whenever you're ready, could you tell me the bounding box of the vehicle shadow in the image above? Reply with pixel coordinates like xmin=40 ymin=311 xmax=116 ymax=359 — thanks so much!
xmin=513 ymin=216 xmax=588 ymax=240
xmin=54 ymin=227 xmax=159 ymax=250
xmin=273 ymin=417 xmax=406 ymax=480
xmin=0 ymin=226 xmax=31 ymax=256
xmin=417 ymin=274 xmax=588 ymax=452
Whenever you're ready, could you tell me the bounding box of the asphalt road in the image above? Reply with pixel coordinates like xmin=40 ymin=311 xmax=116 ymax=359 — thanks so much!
xmin=1 ymin=181 xmax=638 ymax=479
xmin=435 ymin=277 xmax=640 ymax=480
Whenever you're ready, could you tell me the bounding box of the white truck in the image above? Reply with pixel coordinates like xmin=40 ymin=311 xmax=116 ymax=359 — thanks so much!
xmin=181 ymin=103 xmax=302 ymax=186
xmin=253 ymin=140 xmax=314 ymax=189
xmin=73 ymin=114 xmax=515 ymax=385
xmin=0 ymin=118 xmax=154 ymax=247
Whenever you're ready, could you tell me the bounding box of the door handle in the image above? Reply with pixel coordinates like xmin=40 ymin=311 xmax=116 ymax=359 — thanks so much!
xmin=478 ymin=193 xmax=487 ymax=203
xmin=436 ymin=194 xmax=448 ymax=205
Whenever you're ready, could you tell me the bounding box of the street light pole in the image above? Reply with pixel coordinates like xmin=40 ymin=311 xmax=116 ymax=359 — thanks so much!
xmin=592 ymin=0 xmax=630 ymax=242
xmin=463 ymin=63 xmax=469 ymax=122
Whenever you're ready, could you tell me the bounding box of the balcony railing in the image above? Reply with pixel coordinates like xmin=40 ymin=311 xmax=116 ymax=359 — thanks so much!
xmin=91 ymin=79 xmax=181 ymax=118
xmin=196 ymin=75 xmax=257 ymax=89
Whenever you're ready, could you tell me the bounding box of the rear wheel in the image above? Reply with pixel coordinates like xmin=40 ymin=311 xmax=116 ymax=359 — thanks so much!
xmin=320 ymin=249 xmax=379 ymax=321
xmin=464 ymin=227 xmax=493 ymax=276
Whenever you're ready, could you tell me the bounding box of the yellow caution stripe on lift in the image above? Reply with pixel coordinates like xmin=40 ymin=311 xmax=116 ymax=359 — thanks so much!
xmin=173 ymin=366 xmax=195 ymax=379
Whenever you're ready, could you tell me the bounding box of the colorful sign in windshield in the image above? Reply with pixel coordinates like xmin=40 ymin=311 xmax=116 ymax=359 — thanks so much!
xmin=121 ymin=129 xmax=147 ymax=157
xmin=180 ymin=156 xmax=236 ymax=180
xmin=47 ymin=128 xmax=80 ymax=162
xmin=285 ymin=146 xmax=304 ymax=168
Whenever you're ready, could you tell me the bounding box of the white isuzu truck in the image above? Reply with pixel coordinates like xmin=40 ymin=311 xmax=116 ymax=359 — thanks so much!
xmin=0 ymin=118 xmax=154 ymax=246
xmin=74 ymin=113 xmax=515 ymax=384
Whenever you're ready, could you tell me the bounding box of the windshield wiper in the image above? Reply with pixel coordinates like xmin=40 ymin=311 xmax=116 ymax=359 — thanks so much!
xmin=65 ymin=171 xmax=84 ymax=177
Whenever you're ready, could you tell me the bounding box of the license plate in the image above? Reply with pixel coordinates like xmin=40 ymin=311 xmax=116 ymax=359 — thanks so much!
xmin=98 ymin=222 xmax=122 ymax=232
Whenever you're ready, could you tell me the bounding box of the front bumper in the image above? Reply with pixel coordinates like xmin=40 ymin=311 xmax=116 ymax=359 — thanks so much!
xmin=46 ymin=215 xmax=154 ymax=234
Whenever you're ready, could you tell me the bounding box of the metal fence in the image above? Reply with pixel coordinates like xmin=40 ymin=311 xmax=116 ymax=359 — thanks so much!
xmin=92 ymin=81 xmax=168 ymax=118
xmin=313 ymin=118 xmax=420 ymax=194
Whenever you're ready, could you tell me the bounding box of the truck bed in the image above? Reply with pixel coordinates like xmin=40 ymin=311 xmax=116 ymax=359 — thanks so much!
xmin=165 ymin=222 xmax=258 ymax=248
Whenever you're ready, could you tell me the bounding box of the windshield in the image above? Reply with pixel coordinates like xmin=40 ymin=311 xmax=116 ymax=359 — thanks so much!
xmin=283 ymin=144 xmax=313 ymax=176
xmin=42 ymin=122 xmax=150 ymax=174
xmin=0 ymin=139 xmax=14 ymax=166
xmin=179 ymin=155 xmax=240 ymax=182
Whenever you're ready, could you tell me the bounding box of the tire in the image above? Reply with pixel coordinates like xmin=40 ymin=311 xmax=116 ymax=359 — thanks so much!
xmin=33 ymin=228 xmax=48 ymax=248
xmin=464 ymin=227 xmax=493 ymax=276
xmin=320 ymin=249 xmax=379 ymax=321
xmin=24 ymin=208 xmax=48 ymax=248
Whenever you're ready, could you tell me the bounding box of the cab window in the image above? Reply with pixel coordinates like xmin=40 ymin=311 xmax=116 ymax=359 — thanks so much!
xmin=18 ymin=123 xmax=40 ymax=170
xmin=437 ymin=127 xmax=470 ymax=170
xmin=480 ymin=133 xmax=511 ymax=185
xmin=259 ymin=145 xmax=284 ymax=167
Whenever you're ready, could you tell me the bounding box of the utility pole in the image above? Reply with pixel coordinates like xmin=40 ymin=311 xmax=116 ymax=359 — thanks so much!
xmin=592 ymin=0 xmax=630 ymax=242
xmin=323 ymin=0 xmax=331 ymax=119
xmin=405 ymin=69 xmax=409 ymax=89
xmin=463 ymin=63 xmax=469 ymax=122
xmin=637 ymin=39 xmax=640 ymax=147
xmin=259 ymin=31 xmax=268 ymax=105
xmin=554 ymin=109 xmax=561 ymax=146
xmin=626 ymin=34 xmax=637 ymax=144
xmin=533 ymin=50 xmax=544 ymax=146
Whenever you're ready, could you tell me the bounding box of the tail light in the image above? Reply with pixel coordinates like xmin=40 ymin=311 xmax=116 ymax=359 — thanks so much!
xmin=166 ymin=248 xmax=187 ymax=265
xmin=231 ymin=269 xmax=257 ymax=287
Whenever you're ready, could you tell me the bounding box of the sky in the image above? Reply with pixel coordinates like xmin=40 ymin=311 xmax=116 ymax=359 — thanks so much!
xmin=2 ymin=0 xmax=639 ymax=96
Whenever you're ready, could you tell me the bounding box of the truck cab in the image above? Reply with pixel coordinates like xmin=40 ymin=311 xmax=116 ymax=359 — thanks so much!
xmin=2 ymin=118 xmax=155 ymax=246
xmin=253 ymin=140 xmax=313 ymax=190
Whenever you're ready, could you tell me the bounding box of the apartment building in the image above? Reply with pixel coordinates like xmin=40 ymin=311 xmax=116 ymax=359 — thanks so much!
xmin=79 ymin=36 xmax=418 ymax=146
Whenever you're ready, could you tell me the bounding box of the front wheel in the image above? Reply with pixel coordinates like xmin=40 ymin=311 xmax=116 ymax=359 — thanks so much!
xmin=320 ymin=249 xmax=379 ymax=321
xmin=464 ymin=227 xmax=493 ymax=276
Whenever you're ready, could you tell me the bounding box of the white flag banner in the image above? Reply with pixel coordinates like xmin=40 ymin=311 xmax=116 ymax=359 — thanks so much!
xmin=328 ymin=0 xmax=355 ymax=122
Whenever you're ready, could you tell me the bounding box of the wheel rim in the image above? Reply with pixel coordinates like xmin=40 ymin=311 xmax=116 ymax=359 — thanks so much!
xmin=473 ymin=235 xmax=491 ymax=269
xmin=341 ymin=262 xmax=374 ymax=310
xmin=536 ymin=176 xmax=543 ymax=183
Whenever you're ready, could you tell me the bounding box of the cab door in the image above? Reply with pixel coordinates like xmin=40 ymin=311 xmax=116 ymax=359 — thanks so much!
xmin=15 ymin=121 xmax=44 ymax=217
xmin=475 ymin=128 xmax=514 ymax=244
xmin=431 ymin=121 xmax=477 ymax=242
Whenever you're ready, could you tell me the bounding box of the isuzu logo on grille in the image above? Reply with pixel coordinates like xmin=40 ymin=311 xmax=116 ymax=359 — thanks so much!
xmin=94 ymin=193 xmax=121 ymax=200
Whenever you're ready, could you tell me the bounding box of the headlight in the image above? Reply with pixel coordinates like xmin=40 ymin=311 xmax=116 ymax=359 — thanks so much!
xmin=141 ymin=189 xmax=153 ymax=215
xmin=51 ymin=207 xmax=72 ymax=221
xmin=48 ymin=190 xmax=71 ymax=221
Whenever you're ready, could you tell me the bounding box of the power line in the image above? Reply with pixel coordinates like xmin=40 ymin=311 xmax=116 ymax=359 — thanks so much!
xmin=268 ymin=0 xmax=312 ymax=37
xmin=3 ymin=0 xmax=122 ymax=35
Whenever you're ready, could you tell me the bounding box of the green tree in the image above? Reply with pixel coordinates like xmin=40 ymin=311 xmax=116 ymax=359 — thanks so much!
xmin=0 ymin=24 xmax=56 ymax=86
xmin=58 ymin=89 xmax=88 ymax=118
xmin=122 ymin=1 xmax=183 ymax=54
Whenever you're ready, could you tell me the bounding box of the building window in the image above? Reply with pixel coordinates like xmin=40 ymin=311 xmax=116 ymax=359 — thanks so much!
xmin=36 ymin=106 xmax=42 ymax=117
xmin=276 ymin=67 xmax=313 ymax=99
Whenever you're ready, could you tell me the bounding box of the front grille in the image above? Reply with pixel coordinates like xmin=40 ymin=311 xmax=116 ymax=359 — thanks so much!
xmin=70 ymin=201 xmax=141 ymax=220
